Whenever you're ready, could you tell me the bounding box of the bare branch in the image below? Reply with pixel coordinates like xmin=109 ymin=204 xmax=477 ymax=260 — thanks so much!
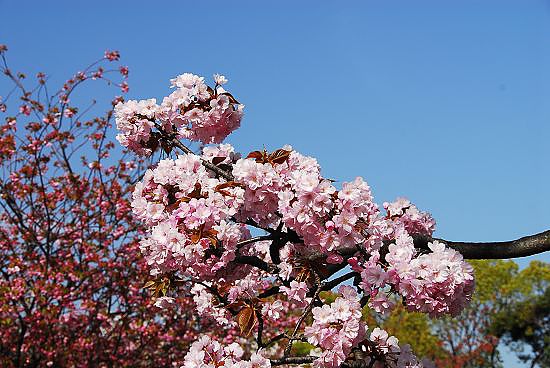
xmin=414 ymin=230 xmax=550 ymax=259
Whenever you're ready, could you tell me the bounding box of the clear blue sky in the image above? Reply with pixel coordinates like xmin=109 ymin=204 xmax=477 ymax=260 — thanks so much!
xmin=2 ymin=1 xmax=549 ymax=365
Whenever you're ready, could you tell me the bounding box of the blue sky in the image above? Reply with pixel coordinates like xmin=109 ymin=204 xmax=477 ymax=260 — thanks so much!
xmin=2 ymin=0 xmax=549 ymax=365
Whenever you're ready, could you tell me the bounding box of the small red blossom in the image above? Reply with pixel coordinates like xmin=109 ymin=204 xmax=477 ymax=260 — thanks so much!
xmin=92 ymin=67 xmax=104 ymax=80
xmin=64 ymin=107 xmax=76 ymax=118
xmin=104 ymin=50 xmax=120 ymax=61
xmin=19 ymin=105 xmax=31 ymax=116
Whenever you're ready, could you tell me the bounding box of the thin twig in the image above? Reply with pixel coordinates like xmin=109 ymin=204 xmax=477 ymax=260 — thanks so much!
xmin=154 ymin=123 xmax=234 ymax=181
xmin=284 ymin=270 xmax=322 ymax=357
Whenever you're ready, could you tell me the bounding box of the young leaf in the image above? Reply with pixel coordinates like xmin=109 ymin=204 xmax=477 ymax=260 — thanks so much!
xmin=237 ymin=305 xmax=258 ymax=337
xmin=143 ymin=280 xmax=157 ymax=289
xmin=268 ymin=148 xmax=291 ymax=165
xmin=212 ymin=156 xmax=227 ymax=165
xmin=246 ymin=150 xmax=267 ymax=162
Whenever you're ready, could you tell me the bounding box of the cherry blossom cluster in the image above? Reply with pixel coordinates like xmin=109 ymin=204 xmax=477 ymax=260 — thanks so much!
xmin=386 ymin=236 xmax=474 ymax=317
xmin=117 ymin=72 xmax=476 ymax=367
xmin=304 ymin=287 xmax=433 ymax=368
xmin=231 ymin=148 xmax=389 ymax=268
xmin=114 ymin=99 xmax=158 ymax=155
xmin=115 ymin=73 xmax=243 ymax=156
xmin=355 ymin=227 xmax=474 ymax=318
xmin=132 ymin=146 xmax=248 ymax=278
xmin=356 ymin=328 xmax=435 ymax=368
xmin=182 ymin=335 xmax=270 ymax=368
xmin=304 ymin=286 xmax=367 ymax=367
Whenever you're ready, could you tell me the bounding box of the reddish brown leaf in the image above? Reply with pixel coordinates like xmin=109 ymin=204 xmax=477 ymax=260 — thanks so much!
xmin=144 ymin=278 xmax=170 ymax=298
xmin=206 ymin=85 xmax=215 ymax=97
xmin=237 ymin=305 xmax=258 ymax=337
xmin=295 ymin=267 xmax=312 ymax=283
xmin=190 ymin=228 xmax=202 ymax=244
xmin=217 ymin=283 xmax=233 ymax=296
xmin=189 ymin=227 xmax=219 ymax=246
xmin=246 ymin=150 xmax=267 ymax=162
xmin=246 ymin=148 xmax=291 ymax=166
xmin=214 ymin=181 xmax=245 ymax=197
xmin=203 ymin=228 xmax=219 ymax=247
xmin=268 ymin=148 xmax=291 ymax=165
xmin=212 ymin=156 xmax=226 ymax=165
xmin=188 ymin=183 xmax=203 ymax=199
xmin=165 ymin=201 xmax=180 ymax=213
xmin=215 ymin=181 xmax=243 ymax=190
xmin=143 ymin=280 xmax=157 ymax=289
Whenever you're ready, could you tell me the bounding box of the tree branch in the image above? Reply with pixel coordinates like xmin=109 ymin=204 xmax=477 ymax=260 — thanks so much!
xmin=234 ymin=255 xmax=276 ymax=273
xmin=321 ymin=271 xmax=358 ymax=291
xmin=271 ymin=356 xmax=316 ymax=366
xmin=334 ymin=230 xmax=550 ymax=263
xmin=284 ymin=270 xmax=321 ymax=357
xmin=413 ymin=230 xmax=550 ymax=259
xmin=154 ymin=123 xmax=234 ymax=181
xmin=236 ymin=235 xmax=273 ymax=249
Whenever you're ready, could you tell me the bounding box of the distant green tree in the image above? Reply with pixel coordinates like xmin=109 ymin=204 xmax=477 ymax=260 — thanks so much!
xmin=428 ymin=259 xmax=520 ymax=368
xmin=381 ymin=304 xmax=447 ymax=362
xmin=378 ymin=260 xmax=549 ymax=368
xmin=491 ymin=262 xmax=550 ymax=368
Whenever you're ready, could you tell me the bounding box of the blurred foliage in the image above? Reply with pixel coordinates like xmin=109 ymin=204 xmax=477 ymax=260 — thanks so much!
xmin=364 ymin=260 xmax=549 ymax=368
xmin=491 ymin=262 xmax=550 ymax=367
xmin=382 ymin=304 xmax=447 ymax=361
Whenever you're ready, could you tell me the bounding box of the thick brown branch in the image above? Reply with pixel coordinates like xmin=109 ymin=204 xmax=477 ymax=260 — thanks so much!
xmin=334 ymin=230 xmax=550 ymax=262
xmin=414 ymin=230 xmax=550 ymax=259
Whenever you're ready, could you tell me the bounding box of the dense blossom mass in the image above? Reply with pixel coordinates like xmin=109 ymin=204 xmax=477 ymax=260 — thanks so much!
xmin=0 ymin=48 xmax=205 ymax=367
xmin=115 ymin=73 xmax=475 ymax=367
xmin=115 ymin=73 xmax=243 ymax=155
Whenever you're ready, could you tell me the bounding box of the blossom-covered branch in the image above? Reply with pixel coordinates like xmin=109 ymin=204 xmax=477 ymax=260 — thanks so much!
xmin=112 ymin=71 xmax=548 ymax=368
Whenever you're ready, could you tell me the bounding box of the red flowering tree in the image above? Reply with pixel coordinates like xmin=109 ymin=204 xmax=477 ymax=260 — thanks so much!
xmin=0 ymin=46 xmax=201 ymax=368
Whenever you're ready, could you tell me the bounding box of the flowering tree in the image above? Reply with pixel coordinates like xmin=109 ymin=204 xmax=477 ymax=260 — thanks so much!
xmin=0 ymin=46 xmax=203 ymax=367
xmin=490 ymin=261 xmax=550 ymax=368
xmin=113 ymin=69 xmax=550 ymax=368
